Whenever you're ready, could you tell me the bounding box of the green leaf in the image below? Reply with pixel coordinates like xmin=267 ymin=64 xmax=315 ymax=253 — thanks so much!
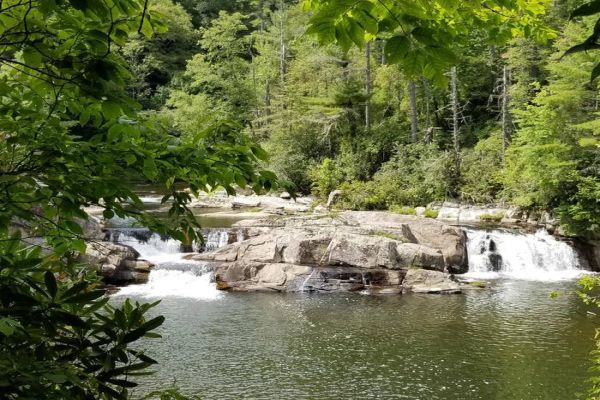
xmin=22 ymin=47 xmax=43 ymax=68
xmin=44 ymin=271 xmax=57 ymax=299
xmin=563 ymin=42 xmax=600 ymax=57
xmin=571 ymin=0 xmax=600 ymax=18
xmin=143 ymin=158 xmax=158 ymax=180
xmin=102 ymin=102 xmax=122 ymax=120
xmin=385 ymin=36 xmax=410 ymax=64
xmin=103 ymin=209 xmax=115 ymax=219
xmin=0 ymin=318 xmax=21 ymax=336
xmin=122 ymin=316 xmax=165 ymax=344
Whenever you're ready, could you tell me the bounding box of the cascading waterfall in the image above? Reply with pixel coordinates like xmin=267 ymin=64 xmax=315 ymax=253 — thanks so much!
xmin=110 ymin=227 xmax=230 ymax=299
xmin=464 ymin=228 xmax=585 ymax=281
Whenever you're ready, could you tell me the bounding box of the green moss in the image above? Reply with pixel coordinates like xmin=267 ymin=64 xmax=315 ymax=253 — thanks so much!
xmin=479 ymin=213 xmax=504 ymax=222
xmin=369 ymin=230 xmax=404 ymax=242
xmin=423 ymin=208 xmax=439 ymax=218
xmin=389 ymin=205 xmax=417 ymax=215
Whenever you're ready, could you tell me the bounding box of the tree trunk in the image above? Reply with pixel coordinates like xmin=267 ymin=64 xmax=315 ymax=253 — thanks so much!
xmin=279 ymin=9 xmax=286 ymax=84
xmin=501 ymin=65 xmax=512 ymax=156
xmin=422 ymin=79 xmax=433 ymax=144
xmin=265 ymin=80 xmax=271 ymax=116
xmin=408 ymin=80 xmax=418 ymax=142
xmin=365 ymin=41 xmax=372 ymax=131
xmin=451 ymin=66 xmax=460 ymax=176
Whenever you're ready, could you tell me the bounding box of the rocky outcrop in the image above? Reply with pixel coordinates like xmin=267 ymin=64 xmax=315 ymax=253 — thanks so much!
xmin=83 ymin=241 xmax=154 ymax=285
xmin=430 ymin=201 xmax=558 ymax=231
xmin=189 ymin=211 xmax=469 ymax=294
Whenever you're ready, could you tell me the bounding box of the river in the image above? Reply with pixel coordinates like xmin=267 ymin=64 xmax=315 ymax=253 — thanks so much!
xmin=109 ymin=205 xmax=598 ymax=399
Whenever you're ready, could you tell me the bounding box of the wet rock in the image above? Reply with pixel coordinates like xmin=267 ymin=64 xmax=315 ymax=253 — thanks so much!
xmin=402 ymin=269 xmax=461 ymax=294
xmin=83 ymin=241 xmax=154 ymax=285
xmin=194 ymin=211 xmax=468 ymax=294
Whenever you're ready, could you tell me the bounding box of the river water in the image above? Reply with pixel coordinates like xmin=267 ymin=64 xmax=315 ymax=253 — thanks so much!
xmin=109 ymin=205 xmax=598 ymax=400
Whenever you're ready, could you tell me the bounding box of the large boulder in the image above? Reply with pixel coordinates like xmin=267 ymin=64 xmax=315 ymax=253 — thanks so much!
xmin=396 ymin=243 xmax=445 ymax=271
xmin=194 ymin=211 xmax=470 ymax=294
xmin=83 ymin=241 xmax=153 ymax=285
xmin=327 ymin=233 xmax=399 ymax=269
xmin=402 ymin=269 xmax=461 ymax=294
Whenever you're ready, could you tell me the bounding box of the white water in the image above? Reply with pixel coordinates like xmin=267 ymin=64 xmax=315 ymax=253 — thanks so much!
xmin=464 ymin=228 xmax=586 ymax=281
xmin=111 ymin=228 xmax=229 ymax=300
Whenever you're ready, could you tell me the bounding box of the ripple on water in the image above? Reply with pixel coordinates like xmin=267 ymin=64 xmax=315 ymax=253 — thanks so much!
xmin=120 ymin=281 xmax=596 ymax=400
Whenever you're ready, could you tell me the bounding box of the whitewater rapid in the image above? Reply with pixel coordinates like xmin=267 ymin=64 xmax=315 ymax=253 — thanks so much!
xmin=463 ymin=228 xmax=586 ymax=281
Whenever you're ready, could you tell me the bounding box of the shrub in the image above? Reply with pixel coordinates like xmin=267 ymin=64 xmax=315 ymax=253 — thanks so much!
xmin=309 ymin=158 xmax=344 ymax=200
xmin=389 ymin=205 xmax=417 ymax=215
xmin=460 ymin=133 xmax=504 ymax=203
xmin=479 ymin=213 xmax=504 ymax=222
xmin=337 ymin=180 xmax=387 ymax=210
xmin=423 ymin=208 xmax=439 ymax=219
xmin=373 ymin=143 xmax=454 ymax=206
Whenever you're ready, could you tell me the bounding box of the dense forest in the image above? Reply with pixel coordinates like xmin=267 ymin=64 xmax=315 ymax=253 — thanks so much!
xmin=1 ymin=0 xmax=600 ymax=399
xmin=123 ymin=0 xmax=599 ymax=238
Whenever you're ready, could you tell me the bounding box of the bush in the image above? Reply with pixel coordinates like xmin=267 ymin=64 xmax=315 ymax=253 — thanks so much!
xmin=373 ymin=144 xmax=454 ymax=206
xmin=479 ymin=213 xmax=504 ymax=222
xmin=423 ymin=208 xmax=439 ymax=218
xmin=337 ymin=180 xmax=387 ymax=210
xmin=389 ymin=205 xmax=417 ymax=215
xmin=309 ymin=158 xmax=344 ymax=200
xmin=460 ymin=133 xmax=504 ymax=203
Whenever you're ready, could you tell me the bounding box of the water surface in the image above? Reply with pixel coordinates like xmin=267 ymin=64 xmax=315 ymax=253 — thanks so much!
xmin=121 ymin=281 xmax=596 ymax=400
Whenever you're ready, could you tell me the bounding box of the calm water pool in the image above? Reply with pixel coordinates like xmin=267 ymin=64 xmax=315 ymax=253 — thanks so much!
xmin=120 ymin=280 xmax=597 ymax=400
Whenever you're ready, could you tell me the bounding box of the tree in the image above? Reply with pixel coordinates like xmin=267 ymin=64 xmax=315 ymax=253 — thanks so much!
xmin=122 ymin=0 xmax=200 ymax=109
xmin=0 ymin=1 xmax=276 ymax=398
xmin=503 ymin=19 xmax=600 ymax=237
xmin=304 ymin=0 xmax=555 ymax=86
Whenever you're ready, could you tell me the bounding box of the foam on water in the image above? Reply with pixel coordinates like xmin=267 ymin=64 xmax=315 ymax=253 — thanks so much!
xmin=463 ymin=228 xmax=586 ymax=281
xmin=110 ymin=228 xmax=228 ymax=300
xmin=115 ymin=262 xmax=220 ymax=300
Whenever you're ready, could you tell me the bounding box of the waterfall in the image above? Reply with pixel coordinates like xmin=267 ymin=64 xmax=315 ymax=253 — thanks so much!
xmin=464 ymin=228 xmax=585 ymax=281
xmin=110 ymin=227 xmax=230 ymax=299
xmin=114 ymin=262 xmax=219 ymax=299
xmin=197 ymin=229 xmax=229 ymax=252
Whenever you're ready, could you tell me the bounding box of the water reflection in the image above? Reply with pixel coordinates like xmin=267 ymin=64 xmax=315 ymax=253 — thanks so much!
xmin=123 ymin=281 xmax=596 ymax=400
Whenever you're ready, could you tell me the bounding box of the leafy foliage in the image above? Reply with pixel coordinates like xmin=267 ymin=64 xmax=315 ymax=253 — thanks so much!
xmin=304 ymin=0 xmax=555 ymax=85
xmin=0 ymin=1 xmax=276 ymax=399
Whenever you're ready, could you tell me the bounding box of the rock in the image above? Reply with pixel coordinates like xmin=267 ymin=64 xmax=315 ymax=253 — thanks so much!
xmin=313 ymin=205 xmax=327 ymax=214
xmin=198 ymin=211 xmax=468 ymax=294
xmin=83 ymin=241 xmax=154 ymax=285
xmin=280 ymin=191 xmax=291 ymax=199
xmin=232 ymin=197 xmax=262 ymax=209
xmin=283 ymin=233 xmax=331 ymax=265
xmin=396 ymin=243 xmax=445 ymax=271
xmin=415 ymin=207 xmax=426 ymax=217
xmin=326 ymin=190 xmax=343 ymax=208
xmin=264 ymin=206 xmax=285 ymax=215
xmin=327 ymin=233 xmax=399 ymax=269
xmin=488 ymin=253 xmax=503 ymax=272
xmin=81 ymin=216 xmax=105 ymax=240
xmin=402 ymin=269 xmax=461 ymax=294
xmin=340 ymin=211 xmax=467 ymax=272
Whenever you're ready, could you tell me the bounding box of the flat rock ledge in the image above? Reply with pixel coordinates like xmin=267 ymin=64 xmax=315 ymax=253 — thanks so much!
xmin=188 ymin=211 xmax=470 ymax=294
